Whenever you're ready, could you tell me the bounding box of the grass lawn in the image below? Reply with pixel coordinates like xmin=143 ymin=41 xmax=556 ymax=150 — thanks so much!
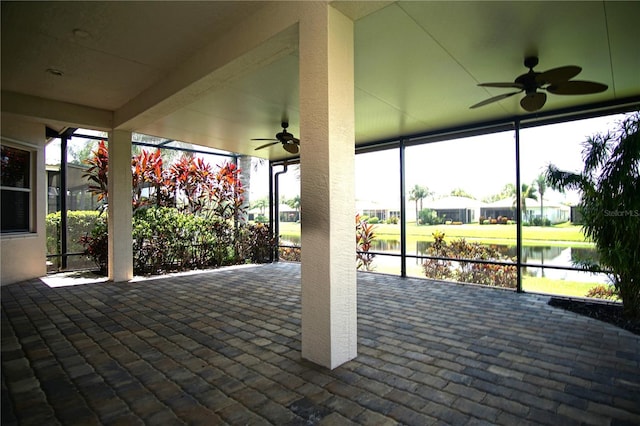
xmin=377 ymin=262 xmax=603 ymax=298
xmin=279 ymin=222 xmax=592 ymax=247
xmin=522 ymin=276 xmax=604 ymax=298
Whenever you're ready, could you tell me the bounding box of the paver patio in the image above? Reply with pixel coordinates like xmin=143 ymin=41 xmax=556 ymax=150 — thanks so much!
xmin=2 ymin=262 xmax=639 ymax=425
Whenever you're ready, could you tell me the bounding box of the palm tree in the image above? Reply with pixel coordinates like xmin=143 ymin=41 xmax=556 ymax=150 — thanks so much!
xmin=409 ymin=185 xmax=431 ymax=224
xmin=287 ymin=195 xmax=301 ymax=214
xmin=546 ymin=112 xmax=639 ymax=319
xmin=252 ymin=197 xmax=268 ymax=215
xmin=506 ymin=183 xmax=537 ymax=222
xmin=520 ymin=183 xmax=538 ymax=223
xmin=536 ymin=173 xmax=547 ymax=225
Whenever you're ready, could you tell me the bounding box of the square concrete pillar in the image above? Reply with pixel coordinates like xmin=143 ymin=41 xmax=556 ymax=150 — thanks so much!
xmin=107 ymin=130 xmax=133 ymax=282
xmin=299 ymin=4 xmax=357 ymax=369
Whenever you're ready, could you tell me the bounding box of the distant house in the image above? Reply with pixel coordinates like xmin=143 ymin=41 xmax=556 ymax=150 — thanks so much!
xmin=481 ymin=198 xmax=518 ymax=221
xmin=279 ymin=204 xmax=299 ymax=222
xmin=428 ymin=196 xmax=483 ymax=224
xmin=481 ymin=197 xmax=570 ymax=224
xmin=356 ymin=199 xmax=400 ymax=222
xmin=532 ymin=200 xmax=570 ymax=224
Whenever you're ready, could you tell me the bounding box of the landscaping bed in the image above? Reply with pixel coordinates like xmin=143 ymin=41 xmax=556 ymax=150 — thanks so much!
xmin=548 ymin=297 xmax=640 ymax=336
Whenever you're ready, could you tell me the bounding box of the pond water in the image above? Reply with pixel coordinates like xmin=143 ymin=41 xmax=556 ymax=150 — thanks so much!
xmin=280 ymin=234 xmax=604 ymax=283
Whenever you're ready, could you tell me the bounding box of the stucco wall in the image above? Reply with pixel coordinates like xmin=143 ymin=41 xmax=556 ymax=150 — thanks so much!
xmin=1 ymin=114 xmax=47 ymax=285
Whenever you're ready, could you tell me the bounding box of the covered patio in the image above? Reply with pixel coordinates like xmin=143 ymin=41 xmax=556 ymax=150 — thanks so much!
xmin=3 ymin=263 xmax=639 ymax=425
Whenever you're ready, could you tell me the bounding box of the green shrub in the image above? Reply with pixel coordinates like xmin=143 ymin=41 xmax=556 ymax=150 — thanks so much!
xmin=367 ymin=216 xmax=380 ymax=224
xmin=78 ymin=207 xmax=277 ymax=276
xmin=386 ymin=216 xmax=399 ymax=225
xmin=78 ymin=215 xmax=108 ymax=274
xmin=419 ymin=208 xmax=442 ymax=225
xmin=423 ymin=231 xmax=516 ymax=288
xmin=46 ymin=210 xmax=102 ymax=255
xmin=237 ymin=223 xmax=278 ymax=263
xmin=532 ymin=217 xmax=551 ymax=227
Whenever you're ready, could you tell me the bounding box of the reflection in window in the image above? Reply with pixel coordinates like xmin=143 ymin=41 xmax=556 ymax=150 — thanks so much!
xmin=1 ymin=144 xmax=32 ymax=232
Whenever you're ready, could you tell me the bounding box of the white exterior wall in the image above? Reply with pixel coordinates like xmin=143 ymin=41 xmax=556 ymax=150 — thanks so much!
xmin=1 ymin=114 xmax=47 ymax=285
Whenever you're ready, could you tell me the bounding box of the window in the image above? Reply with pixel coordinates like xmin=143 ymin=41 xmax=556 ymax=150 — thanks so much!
xmin=1 ymin=143 xmax=33 ymax=232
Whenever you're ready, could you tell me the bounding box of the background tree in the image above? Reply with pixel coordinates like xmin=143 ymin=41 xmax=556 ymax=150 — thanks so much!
xmin=252 ymin=197 xmax=269 ymax=215
xmin=546 ymin=112 xmax=639 ymax=319
xmin=450 ymin=188 xmax=476 ymax=199
xmin=286 ymin=195 xmax=301 ymax=215
xmin=409 ymin=185 xmax=431 ymax=224
xmin=536 ymin=173 xmax=547 ymax=225
xmin=482 ymin=183 xmax=516 ymax=203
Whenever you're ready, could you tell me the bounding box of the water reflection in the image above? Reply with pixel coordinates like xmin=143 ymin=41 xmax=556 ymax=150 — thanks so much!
xmin=280 ymin=234 xmax=601 ymax=281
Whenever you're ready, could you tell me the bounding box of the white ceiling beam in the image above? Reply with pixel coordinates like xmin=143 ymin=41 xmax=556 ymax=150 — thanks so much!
xmin=114 ymin=3 xmax=306 ymax=132
xmin=1 ymin=91 xmax=113 ymax=131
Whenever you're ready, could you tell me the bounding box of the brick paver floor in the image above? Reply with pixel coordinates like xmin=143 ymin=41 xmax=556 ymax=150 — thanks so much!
xmin=2 ymin=262 xmax=639 ymax=425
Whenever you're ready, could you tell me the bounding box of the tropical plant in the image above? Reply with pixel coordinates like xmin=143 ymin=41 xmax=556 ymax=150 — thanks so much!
xmin=209 ymin=162 xmax=246 ymax=221
xmin=168 ymin=154 xmax=216 ymax=214
xmin=356 ymin=213 xmax=376 ymax=271
xmin=585 ymin=284 xmax=619 ymax=301
xmin=546 ymin=112 xmax=640 ymax=319
xmin=132 ymin=148 xmax=171 ymax=210
xmin=80 ymin=145 xmax=251 ymax=275
xmin=82 ymin=140 xmax=109 ymax=204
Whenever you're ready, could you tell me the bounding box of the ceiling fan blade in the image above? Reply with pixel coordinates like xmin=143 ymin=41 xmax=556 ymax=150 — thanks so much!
xmin=546 ymin=80 xmax=608 ymax=95
xmin=520 ymin=92 xmax=547 ymax=112
xmin=283 ymin=143 xmax=299 ymax=154
xmin=251 ymin=138 xmax=278 ymax=141
xmin=478 ymin=82 xmax=524 ymax=89
xmin=470 ymin=91 xmax=521 ymax=109
xmin=536 ymin=65 xmax=581 ymax=85
xmin=291 ymin=137 xmax=300 ymax=144
xmin=254 ymin=141 xmax=279 ymax=150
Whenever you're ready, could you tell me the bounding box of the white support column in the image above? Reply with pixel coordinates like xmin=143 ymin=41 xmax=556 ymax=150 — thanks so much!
xmin=107 ymin=130 xmax=133 ymax=282
xmin=299 ymin=4 xmax=357 ymax=369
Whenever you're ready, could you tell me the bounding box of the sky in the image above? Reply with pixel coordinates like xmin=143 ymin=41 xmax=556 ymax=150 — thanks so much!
xmin=267 ymin=113 xmax=627 ymax=207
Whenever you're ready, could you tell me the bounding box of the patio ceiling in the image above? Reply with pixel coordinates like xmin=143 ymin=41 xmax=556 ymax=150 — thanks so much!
xmin=2 ymin=1 xmax=639 ymax=161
